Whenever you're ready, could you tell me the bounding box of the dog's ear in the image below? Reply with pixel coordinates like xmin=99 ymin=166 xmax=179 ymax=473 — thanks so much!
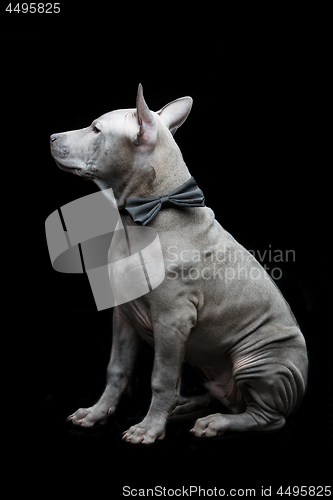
xmin=157 ymin=97 xmax=193 ymax=135
xmin=135 ymin=84 xmax=157 ymax=147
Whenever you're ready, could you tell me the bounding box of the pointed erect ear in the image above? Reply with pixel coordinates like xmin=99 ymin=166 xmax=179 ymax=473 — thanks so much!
xmin=157 ymin=96 xmax=193 ymax=135
xmin=135 ymin=84 xmax=157 ymax=146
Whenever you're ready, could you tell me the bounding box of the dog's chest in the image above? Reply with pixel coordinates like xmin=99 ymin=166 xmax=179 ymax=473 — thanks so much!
xmin=118 ymin=301 xmax=155 ymax=345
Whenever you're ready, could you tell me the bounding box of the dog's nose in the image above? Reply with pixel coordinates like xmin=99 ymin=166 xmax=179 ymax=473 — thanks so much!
xmin=50 ymin=134 xmax=58 ymax=143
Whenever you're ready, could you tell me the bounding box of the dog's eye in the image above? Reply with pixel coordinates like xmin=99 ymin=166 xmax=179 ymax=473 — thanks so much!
xmin=92 ymin=124 xmax=101 ymax=134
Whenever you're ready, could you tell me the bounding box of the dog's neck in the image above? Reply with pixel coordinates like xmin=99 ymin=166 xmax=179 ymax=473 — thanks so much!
xmin=94 ymin=137 xmax=191 ymax=210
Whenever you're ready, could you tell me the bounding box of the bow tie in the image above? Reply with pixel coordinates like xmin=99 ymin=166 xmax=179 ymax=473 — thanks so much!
xmin=121 ymin=177 xmax=205 ymax=225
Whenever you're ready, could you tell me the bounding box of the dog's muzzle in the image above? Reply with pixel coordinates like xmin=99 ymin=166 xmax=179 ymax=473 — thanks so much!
xmin=50 ymin=134 xmax=69 ymax=159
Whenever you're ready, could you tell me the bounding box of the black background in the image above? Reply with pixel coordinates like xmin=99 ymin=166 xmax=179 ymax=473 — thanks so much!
xmin=3 ymin=5 xmax=331 ymax=495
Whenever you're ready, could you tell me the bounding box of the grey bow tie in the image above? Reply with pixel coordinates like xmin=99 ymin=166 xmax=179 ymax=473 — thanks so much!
xmin=121 ymin=177 xmax=205 ymax=225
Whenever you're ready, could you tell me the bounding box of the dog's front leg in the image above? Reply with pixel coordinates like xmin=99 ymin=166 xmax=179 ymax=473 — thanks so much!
xmin=68 ymin=306 xmax=142 ymax=427
xmin=122 ymin=324 xmax=185 ymax=444
xmin=123 ymin=303 xmax=196 ymax=444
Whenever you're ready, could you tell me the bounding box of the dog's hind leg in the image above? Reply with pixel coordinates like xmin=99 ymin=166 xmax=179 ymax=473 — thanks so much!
xmin=168 ymin=394 xmax=220 ymax=421
xmin=190 ymin=408 xmax=286 ymax=437
xmin=190 ymin=364 xmax=302 ymax=437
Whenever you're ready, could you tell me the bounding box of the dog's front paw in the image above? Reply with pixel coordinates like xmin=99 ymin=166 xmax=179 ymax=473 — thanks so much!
xmin=122 ymin=417 xmax=166 ymax=445
xmin=67 ymin=403 xmax=114 ymax=427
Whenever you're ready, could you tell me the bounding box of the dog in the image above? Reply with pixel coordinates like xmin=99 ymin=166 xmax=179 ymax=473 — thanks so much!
xmin=50 ymin=84 xmax=308 ymax=444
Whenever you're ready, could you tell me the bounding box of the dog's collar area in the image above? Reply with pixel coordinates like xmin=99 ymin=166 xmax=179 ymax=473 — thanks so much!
xmin=120 ymin=177 xmax=205 ymax=225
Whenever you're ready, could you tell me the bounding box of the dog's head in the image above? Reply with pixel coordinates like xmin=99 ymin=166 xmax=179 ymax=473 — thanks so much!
xmin=50 ymin=85 xmax=192 ymax=197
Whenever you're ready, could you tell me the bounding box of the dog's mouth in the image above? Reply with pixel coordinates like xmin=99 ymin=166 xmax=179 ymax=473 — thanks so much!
xmin=51 ymin=146 xmax=82 ymax=171
xmin=50 ymin=141 xmax=91 ymax=175
xmin=50 ymin=141 xmax=69 ymax=159
xmin=53 ymin=158 xmax=95 ymax=180
xmin=53 ymin=156 xmax=77 ymax=171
